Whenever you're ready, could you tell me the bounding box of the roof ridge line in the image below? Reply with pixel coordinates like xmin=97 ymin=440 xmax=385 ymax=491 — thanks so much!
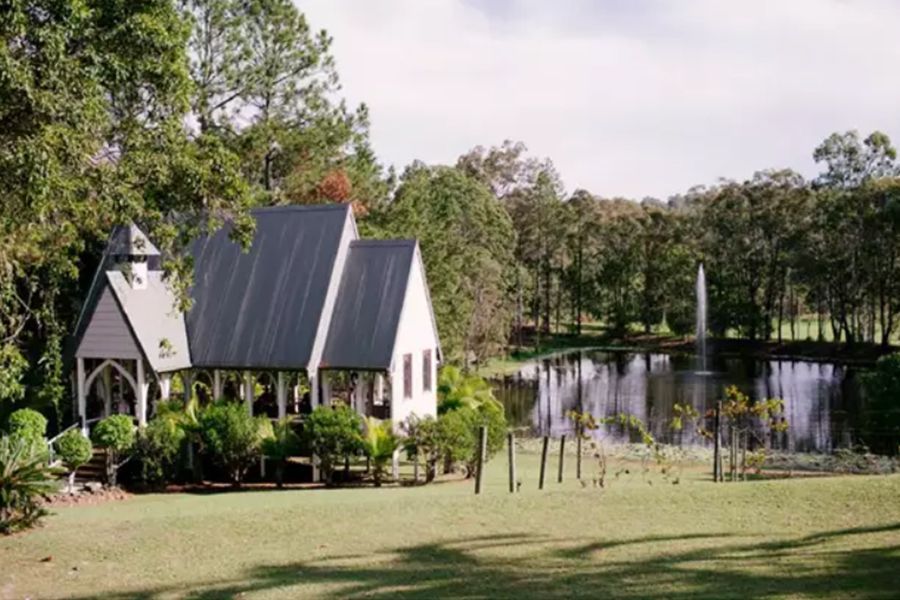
xmin=350 ymin=239 xmax=417 ymax=246
xmin=251 ymin=204 xmax=350 ymax=214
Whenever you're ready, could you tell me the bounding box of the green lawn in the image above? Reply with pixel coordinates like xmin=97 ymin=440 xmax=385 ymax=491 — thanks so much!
xmin=2 ymin=452 xmax=899 ymax=599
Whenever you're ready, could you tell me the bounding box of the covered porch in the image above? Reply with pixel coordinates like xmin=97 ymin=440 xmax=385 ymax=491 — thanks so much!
xmin=73 ymin=356 xmax=398 ymax=434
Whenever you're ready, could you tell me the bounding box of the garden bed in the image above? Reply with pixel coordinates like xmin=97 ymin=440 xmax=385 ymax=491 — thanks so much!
xmin=45 ymin=486 xmax=131 ymax=508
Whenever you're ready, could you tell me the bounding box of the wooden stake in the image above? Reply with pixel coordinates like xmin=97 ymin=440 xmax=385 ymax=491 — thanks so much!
xmin=475 ymin=425 xmax=488 ymax=495
xmin=539 ymin=436 xmax=549 ymax=490
xmin=557 ymin=434 xmax=566 ymax=483
xmin=741 ymin=431 xmax=748 ymax=481
xmin=731 ymin=427 xmax=738 ymax=482
xmin=508 ymin=431 xmax=517 ymax=493
xmin=576 ymin=424 xmax=583 ymax=480
xmin=713 ymin=401 xmax=722 ymax=482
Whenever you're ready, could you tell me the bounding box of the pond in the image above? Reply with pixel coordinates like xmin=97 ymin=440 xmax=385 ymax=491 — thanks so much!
xmin=491 ymin=350 xmax=869 ymax=453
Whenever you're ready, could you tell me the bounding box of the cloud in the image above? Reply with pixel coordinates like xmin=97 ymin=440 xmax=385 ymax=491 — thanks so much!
xmin=299 ymin=0 xmax=900 ymax=199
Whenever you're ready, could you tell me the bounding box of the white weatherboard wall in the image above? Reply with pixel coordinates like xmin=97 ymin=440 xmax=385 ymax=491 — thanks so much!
xmin=390 ymin=246 xmax=439 ymax=427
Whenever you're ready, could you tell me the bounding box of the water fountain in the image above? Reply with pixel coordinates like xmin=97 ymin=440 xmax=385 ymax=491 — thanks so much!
xmin=696 ymin=263 xmax=708 ymax=373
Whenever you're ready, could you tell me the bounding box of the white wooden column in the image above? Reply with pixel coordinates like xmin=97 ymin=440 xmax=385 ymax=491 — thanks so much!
xmin=182 ymin=371 xmax=194 ymax=404
xmin=387 ymin=372 xmax=399 ymax=479
xmin=308 ymin=369 xmax=321 ymax=482
xmin=309 ymin=371 xmax=320 ymax=409
xmin=213 ymin=369 xmax=223 ymax=400
xmin=244 ymin=371 xmax=254 ymax=415
xmin=101 ymin=366 xmax=113 ymax=417
xmin=276 ymin=372 xmax=287 ymax=419
xmin=159 ymin=373 xmax=171 ymax=401
xmin=391 ymin=448 xmax=400 ymax=481
xmin=320 ymin=371 xmax=331 ymax=407
xmin=375 ymin=373 xmax=384 ymax=404
xmin=351 ymin=373 xmax=363 ymax=414
xmin=76 ymin=358 xmax=87 ymax=435
xmin=136 ymin=359 xmax=149 ymax=427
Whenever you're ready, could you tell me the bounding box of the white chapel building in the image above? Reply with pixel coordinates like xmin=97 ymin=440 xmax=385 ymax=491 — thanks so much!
xmin=70 ymin=204 xmax=441 ymax=432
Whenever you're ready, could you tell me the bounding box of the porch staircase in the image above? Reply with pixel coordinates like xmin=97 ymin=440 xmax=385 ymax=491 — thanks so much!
xmin=72 ymin=448 xmax=107 ymax=485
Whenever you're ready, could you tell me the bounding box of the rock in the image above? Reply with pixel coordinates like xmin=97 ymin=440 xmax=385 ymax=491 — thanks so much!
xmin=84 ymin=482 xmax=104 ymax=494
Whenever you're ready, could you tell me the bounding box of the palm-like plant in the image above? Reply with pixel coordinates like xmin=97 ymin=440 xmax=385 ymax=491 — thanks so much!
xmin=1 ymin=436 xmax=61 ymax=534
xmin=437 ymin=365 xmax=502 ymax=414
xmin=361 ymin=417 xmax=401 ymax=487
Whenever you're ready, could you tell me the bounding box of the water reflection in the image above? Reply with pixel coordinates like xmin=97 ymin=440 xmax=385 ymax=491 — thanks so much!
xmin=492 ymin=350 xmax=865 ymax=453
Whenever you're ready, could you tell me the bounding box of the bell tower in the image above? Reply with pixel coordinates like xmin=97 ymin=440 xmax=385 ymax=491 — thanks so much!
xmin=109 ymin=224 xmax=160 ymax=290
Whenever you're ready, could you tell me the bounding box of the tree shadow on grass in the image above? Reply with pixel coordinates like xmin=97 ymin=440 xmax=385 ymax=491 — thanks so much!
xmin=64 ymin=525 xmax=900 ymax=599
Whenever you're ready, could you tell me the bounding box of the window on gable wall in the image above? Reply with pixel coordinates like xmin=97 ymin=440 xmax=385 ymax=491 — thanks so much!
xmin=423 ymin=349 xmax=432 ymax=391
xmin=403 ymin=353 xmax=413 ymax=399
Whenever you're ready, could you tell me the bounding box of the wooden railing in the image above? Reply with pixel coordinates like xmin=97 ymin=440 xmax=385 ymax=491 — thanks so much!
xmin=46 ymin=416 xmax=138 ymax=470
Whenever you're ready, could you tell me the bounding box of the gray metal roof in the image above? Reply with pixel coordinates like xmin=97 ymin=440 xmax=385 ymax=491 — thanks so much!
xmin=106 ymin=271 xmax=192 ymax=373
xmin=185 ymin=204 xmax=351 ymax=369
xmin=321 ymin=240 xmax=416 ymax=370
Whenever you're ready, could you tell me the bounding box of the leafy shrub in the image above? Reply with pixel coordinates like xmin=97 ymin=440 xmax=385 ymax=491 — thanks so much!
xmin=0 ymin=436 xmax=60 ymax=534
xmin=55 ymin=430 xmax=93 ymax=492
xmin=198 ymin=401 xmax=269 ymax=486
xmin=303 ymin=402 xmax=363 ymax=484
xmin=91 ymin=415 xmax=136 ymax=487
xmin=361 ymin=417 xmax=401 ymax=487
xmin=179 ymin=397 xmax=205 ymax=482
xmin=436 ymin=401 xmax=508 ymax=478
xmin=92 ymin=415 xmax=136 ymax=453
xmin=861 ymin=353 xmax=900 ymax=455
xmin=402 ymin=414 xmax=441 ymax=483
xmin=135 ymin=415 xmax=187 ymax=489
xmin=7 ymin=409 xmax=48 ymax=448
xmin=262 ymin=418 xmax=301 ymax=488
xmin=436 ymin=407 xmax=477 ymax=475
xmin=433 ymin=366 xmax=509 ymax=478
xmin=478 ymin=400 xmax=508 ymax=459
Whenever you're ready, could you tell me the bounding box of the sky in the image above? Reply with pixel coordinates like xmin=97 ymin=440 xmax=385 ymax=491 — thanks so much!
xmin=300 ymin=0 xmax=900 ymax=200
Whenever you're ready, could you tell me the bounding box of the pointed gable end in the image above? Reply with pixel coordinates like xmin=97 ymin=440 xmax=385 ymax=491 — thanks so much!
xmin=76 ymin=284 xmax=143 ymax=361
xmin=321 ymin=240 xmax=417 ymax=370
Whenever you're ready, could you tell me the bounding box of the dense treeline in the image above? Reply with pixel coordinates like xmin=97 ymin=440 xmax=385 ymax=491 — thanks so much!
xmin=2 ymin=2 xmax=900 ymax=423
xmin=1 ymin=0 xmax=389 ymax=425
xmin=377 ymin=133 xmax=900 ymax=364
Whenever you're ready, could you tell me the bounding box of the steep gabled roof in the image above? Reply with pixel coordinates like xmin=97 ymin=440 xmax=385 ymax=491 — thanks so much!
xmin=321 ymin=240 xmax=416 ymax=370
xmin=106 ymin=271 xmax=192 ymax=373
xmin=74 ymin=271 xmax=191 ymax=373
xmin=186 ymin=204 xmax=351 ymax=369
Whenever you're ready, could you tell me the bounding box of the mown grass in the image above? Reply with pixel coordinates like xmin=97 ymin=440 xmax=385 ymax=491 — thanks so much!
xmin=2 ymin=451 xmax=899 ymax=599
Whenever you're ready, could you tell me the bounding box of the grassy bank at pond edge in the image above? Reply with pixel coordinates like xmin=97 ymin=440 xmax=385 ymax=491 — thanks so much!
xmin=478 ymin=329 xmax=897 ymax=378
xmin=3 ymin=452 xmax=899 ymax=599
